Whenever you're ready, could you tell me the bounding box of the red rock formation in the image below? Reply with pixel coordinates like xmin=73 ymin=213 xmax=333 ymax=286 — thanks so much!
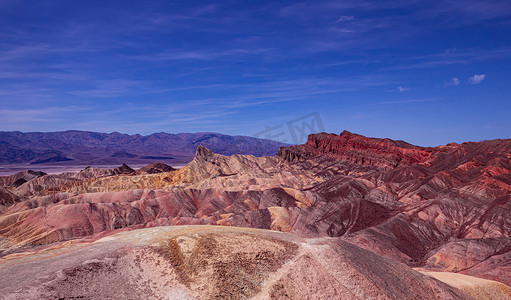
xmin=278 ymin=131 xmax=433 ymax=168
xmin=277 ymin=132 xmax=511 ymax=286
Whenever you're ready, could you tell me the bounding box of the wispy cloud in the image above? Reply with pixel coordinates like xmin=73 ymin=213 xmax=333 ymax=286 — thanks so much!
xmin=444 ymin=77 xmax=460 ymax=86
xmin=67 ymin=79 xmax=151 ymax=98
xmin=334 ymin=16 xmax=355 ymax=23
xmin=0 ymin=106 xmax=91 ymax=128
xmin=0 ymin=42 xmax=113 ymax=62
xmin=388 ymin=47 xmax=511 ymax=70
xmin=424 ymin=0 xmax=511 ymax=25
xmin=386 ymin=86 xmax=410 ymax=93
xmin=130 ymin=48 xmax=273 ymax=62
xmin=375 ymin=98 xmax=440 ymax=105
xmin=468 ymin=74 xmax=486 ymax=85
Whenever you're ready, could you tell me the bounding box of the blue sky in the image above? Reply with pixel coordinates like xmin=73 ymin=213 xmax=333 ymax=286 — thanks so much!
xmin=0 ymin=0 xmax=510 ymax=146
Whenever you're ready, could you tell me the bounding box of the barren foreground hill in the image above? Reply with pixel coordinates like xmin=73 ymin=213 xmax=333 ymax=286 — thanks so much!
xmin=0 ymin=226 xmax=479 ymax=299
xmin=1 ymin=131 xmax=510 ymax=299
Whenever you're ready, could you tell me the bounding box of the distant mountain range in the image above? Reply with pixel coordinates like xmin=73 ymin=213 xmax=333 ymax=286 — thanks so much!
xmin=0 ymin=130 xmax=288 ymax=165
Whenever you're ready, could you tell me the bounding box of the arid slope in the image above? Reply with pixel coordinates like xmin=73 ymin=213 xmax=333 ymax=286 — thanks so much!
xmin=0 ymin=225 xmax=472 ymax=300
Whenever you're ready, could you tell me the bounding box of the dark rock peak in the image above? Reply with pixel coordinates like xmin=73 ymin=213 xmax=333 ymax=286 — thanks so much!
xmin=135 ymin=162 xmax=175 ymax=175
xmin=12 ymin=178 xmax=27 ymax=188
xmin=23 ymin=170 xmax=47 ymax=177
xmin=113 ymin=163 xmax=135 ymax=175
xmin=195 ymin=145 xmax=214 ymax=159
xmin=0 ymin=169 xmax=47 ymax=188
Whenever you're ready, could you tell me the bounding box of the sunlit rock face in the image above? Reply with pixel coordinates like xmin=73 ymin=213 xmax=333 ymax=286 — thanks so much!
xmin=1 ymin=131 xmax=510 ymax=293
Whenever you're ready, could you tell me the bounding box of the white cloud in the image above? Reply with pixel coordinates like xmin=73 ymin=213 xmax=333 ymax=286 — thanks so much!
xmin=444 ymin=77 xmax=460 ymax=86
xmin=468 ymin=74 xmax=486 ymax=85
xmin=397 ymin=86 xmax=409 ymax=92
xmin=334 ymin=15 xmax=355 ymax=23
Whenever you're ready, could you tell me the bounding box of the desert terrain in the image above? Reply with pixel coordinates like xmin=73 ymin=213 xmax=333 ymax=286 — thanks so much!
xmin=1 ymin=131 xmax=510 ymax=299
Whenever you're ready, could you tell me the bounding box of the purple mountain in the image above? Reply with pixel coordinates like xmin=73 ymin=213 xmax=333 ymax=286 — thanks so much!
xmin=0 ymin=130 xmax=288 ymax=165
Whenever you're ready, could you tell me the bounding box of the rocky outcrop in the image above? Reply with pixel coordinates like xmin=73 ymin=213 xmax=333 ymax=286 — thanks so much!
xmin=423 ymin=238 xmax=511 ymax=286
xmin=0 ymin=170 xmax=46 ymax=188
xmin=0 ymin=187 xmax=20 ymax=212
xmin=422 ymin=271 xmax=511 ymax=300
xmin=11 ymin=164 xmax=135 ymax=197
xmin=112 ymin=163 xmax=135 ymax=175
xmin=279 ymin=131 xmax=433 ymax=168
xmin=134 ymin=162 xmax=175 ymax=175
